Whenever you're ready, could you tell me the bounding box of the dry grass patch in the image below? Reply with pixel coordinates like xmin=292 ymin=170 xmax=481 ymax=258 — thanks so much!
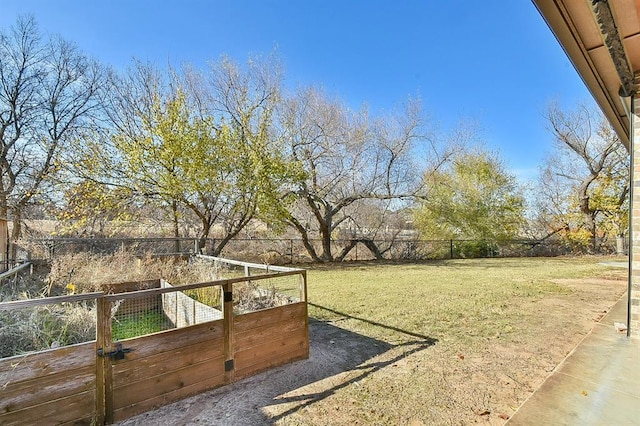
xmin=45 ymin=250 xmax=218 ymax=294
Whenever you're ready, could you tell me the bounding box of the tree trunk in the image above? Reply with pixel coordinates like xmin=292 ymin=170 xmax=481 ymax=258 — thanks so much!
xmin=318 ymin=220 xmax=333 ymax=261
xmin=578 ymin=178 xmax=597 ymax=253
xmin=616 ymin=236 xmax=626 ymax=255
xmin=171 ymin=201 xmax=180 ymax=253
xmin=299 ymin=233 xmax=321 ymax=262
xmin=335 ymin=239 xmax=358 ymax=262
xmin=360 ymin=239 xmax=385 ymax=260
xmin=287 ymin=217 xmax=321 ymax=262
xmin=586 ymin=212 xmax=597 ymax=253
xmin=199 ymin=220 xmax=212 ymax=255
xmin=10 ymin=212 xmax=21 ymax=261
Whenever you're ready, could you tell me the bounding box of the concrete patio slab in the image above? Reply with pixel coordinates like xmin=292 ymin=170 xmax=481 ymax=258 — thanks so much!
xmin=507 ymin=294 xmax=640 ymax=425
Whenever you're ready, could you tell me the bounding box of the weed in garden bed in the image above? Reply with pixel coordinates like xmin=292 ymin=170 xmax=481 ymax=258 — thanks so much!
xmin=46 ymin=250 xmax=220 ymax=294
xmin=0 ymin=301 xmax=96 ymax=357
xmin=1 ymin=251 xmax=300 ymax=359
xmin=183 ymin=287 xmax=222 ymax=309
xmin=112 ymin=310 xmax=169 ymax=340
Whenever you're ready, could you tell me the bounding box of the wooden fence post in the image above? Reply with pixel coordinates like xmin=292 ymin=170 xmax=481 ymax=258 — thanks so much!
xmin=222 ymin=282 xmax=235 ymax=384
xmin=301 ymin=270 xmax=309 ymax=359
xmin=300 ymin=270 xmax=308 ymax=303
xmin=96 ymin=297 xmax=114 ymax=424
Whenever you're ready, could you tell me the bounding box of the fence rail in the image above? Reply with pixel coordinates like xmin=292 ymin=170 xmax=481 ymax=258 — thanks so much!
xmin=0 ymin=261 xmax=32 ymax=282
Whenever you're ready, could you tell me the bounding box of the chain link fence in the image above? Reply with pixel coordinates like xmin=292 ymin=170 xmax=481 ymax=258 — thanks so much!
xmin=20 ymin=236 xmax=618 ymax=265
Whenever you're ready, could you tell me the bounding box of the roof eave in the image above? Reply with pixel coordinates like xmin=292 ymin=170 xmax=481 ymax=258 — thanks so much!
xmin=533 ymin=0 xmax=631 ymax=150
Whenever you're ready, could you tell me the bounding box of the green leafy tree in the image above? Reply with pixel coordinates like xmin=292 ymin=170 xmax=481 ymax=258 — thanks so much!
xmin=181 ymin=54 xmax=301 ymax=252
xmin=84 ymin=57 xmax=298 ymax=255
xmin=109 ymin=79 xmax=219 ymax=241
xmin=53 ymin=179 xmax=135 ymax=236
xmin=414 ymin=148 xmax=525 ymax=249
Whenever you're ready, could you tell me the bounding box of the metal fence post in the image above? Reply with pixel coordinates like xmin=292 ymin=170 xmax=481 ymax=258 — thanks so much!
xmin=290 ymin=239 xmax=294 ymax=264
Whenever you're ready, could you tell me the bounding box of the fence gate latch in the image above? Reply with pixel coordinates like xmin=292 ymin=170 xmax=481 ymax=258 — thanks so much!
xmin=97 ymin=342 xmax=134 ymax=360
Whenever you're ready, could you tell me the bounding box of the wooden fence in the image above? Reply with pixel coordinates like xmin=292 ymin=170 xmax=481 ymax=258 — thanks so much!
xmin=0 ymin=258 xmax=308 ymax=425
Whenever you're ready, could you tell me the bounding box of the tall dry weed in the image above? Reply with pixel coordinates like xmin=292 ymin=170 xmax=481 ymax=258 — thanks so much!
xmin=46 ymin=251 xmax=218 ymax=294
xmin=0 ymin=302 xmax=96 ymax=357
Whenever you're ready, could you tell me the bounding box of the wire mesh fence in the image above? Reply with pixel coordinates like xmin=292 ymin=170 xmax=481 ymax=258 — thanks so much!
xmin=197 ymin=255 xmax=305 ymax=313
xmin=0 ymin=293 xmax=100 ymax=358
xmin=103 ymin=283 xmax=223 ymax=341
xmin=101 ymin=259 xmax=305 ymax=342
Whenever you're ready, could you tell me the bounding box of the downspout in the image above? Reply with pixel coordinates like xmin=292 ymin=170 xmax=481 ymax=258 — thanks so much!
xmin=621 ymin=76 xmax=639 ymax=337
xmin=627 ymin=94 xmax=634 ymax=337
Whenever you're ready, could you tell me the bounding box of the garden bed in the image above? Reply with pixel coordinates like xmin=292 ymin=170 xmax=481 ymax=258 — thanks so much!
xmin=0 ymin=255 xmax=308 ymax=425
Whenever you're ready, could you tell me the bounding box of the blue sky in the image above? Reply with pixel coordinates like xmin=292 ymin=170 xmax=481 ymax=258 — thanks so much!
xmin=0 ymin=1 xmax=592 ymax=182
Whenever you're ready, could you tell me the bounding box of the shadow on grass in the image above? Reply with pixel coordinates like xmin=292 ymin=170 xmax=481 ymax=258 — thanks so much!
xmin=117 ymin=304 xmax=438 ymax=426
xmin=309 ymin=302 xmax=438 ymax=341
xmin=266 ymin=303 xmax=438 ymax=422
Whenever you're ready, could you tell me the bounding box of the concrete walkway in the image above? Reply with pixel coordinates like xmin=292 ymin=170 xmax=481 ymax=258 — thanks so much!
xmin=507 ymin=294 xmax=639 ymax=425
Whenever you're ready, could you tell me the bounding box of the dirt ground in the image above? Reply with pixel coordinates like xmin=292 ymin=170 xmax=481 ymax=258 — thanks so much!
xmin=116 ymin=273 xmax=627 ymax=425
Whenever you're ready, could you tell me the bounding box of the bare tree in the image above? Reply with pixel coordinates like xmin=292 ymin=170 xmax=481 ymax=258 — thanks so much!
xmin=0 ymin=16 xmax=105 ymax=246
xmin=279 ymin=87 xmax=425 ymax=261
xmin=535 ymin=102 xmax=628 ymax=252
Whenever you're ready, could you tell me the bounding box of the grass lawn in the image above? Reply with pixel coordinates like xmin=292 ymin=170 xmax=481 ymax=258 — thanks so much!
xmin=277 ymin=257 xmax=627 ymax=425
xmin=307 ymin=257 xmax=621 ymax=342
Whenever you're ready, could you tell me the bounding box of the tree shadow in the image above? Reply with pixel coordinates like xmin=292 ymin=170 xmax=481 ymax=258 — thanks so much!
xmin=309 ymin=302 xmax=439 ymax=341
xmin=116 ymin=304 xmax=438 ymax=426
